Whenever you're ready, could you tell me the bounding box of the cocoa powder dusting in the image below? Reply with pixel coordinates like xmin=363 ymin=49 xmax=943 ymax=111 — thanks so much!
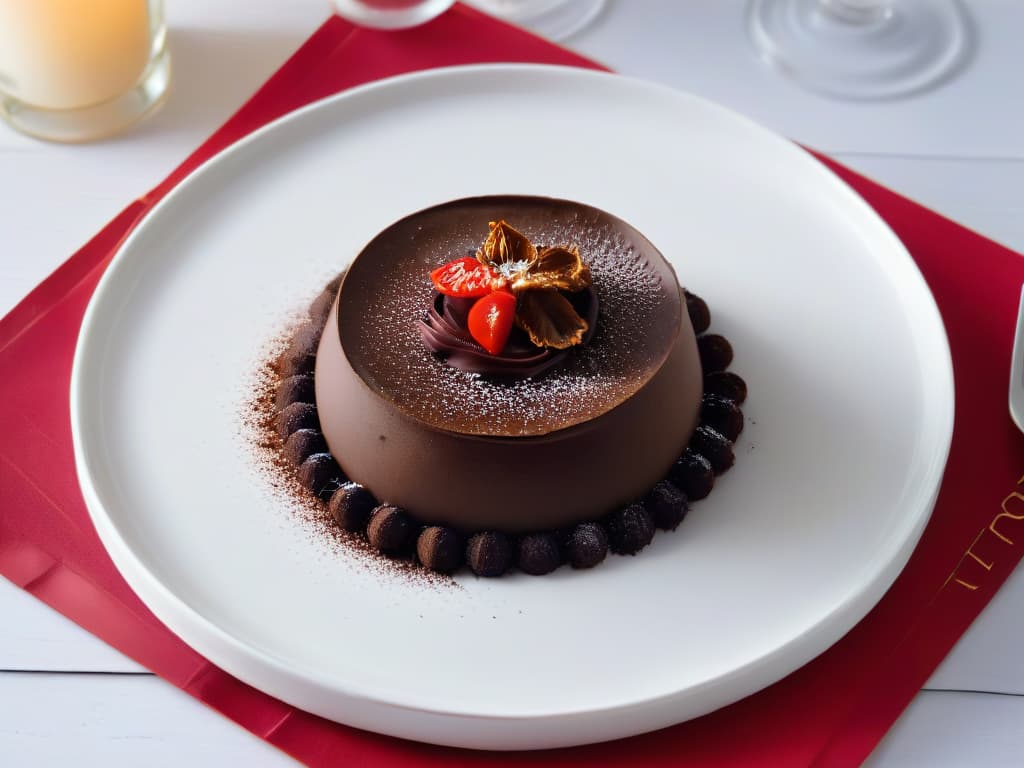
xmin=238 ymin=291 xmax=457 ymax=590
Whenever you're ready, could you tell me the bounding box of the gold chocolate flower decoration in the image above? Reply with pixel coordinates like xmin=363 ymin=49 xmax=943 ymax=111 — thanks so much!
xmin=477 ymin=220 xmax=592 ymax=349
xmin=429 ymin=220 xmax=593 ymax=354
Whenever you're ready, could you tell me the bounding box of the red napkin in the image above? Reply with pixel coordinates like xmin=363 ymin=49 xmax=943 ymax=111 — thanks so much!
xmin=2 ymin=6 xmax=1023 ymax=767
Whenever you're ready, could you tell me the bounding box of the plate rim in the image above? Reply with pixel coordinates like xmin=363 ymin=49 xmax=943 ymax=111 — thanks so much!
xmin=70 ymin=62 xmax=955 ymax=748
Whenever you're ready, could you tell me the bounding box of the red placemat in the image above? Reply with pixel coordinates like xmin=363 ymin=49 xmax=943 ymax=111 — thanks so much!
xmin=2 ymin=6 xmax=1024 ymax=767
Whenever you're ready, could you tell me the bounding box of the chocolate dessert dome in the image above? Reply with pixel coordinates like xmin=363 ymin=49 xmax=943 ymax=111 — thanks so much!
xmin=314 ymin=196 xmax=703 ymax=534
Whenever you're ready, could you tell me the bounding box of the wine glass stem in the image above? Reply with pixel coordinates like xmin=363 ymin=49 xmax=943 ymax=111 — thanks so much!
xmin=819 ymin=0 xmax=892 ymax=24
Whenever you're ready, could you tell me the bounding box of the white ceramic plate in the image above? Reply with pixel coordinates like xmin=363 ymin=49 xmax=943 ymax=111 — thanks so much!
xmin=71 ymin=65 xmax=953 ymax=750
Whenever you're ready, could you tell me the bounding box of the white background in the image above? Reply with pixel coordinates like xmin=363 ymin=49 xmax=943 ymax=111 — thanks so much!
xmin=1 ymin=1 xmax=1023 ymax=765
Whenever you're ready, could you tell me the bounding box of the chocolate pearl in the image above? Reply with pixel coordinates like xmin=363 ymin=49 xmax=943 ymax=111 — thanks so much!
xmin=700 ymin=393 xmax=744 ymax=441
xmin=704 ymin=371 xmax=748 ymax=404
xmin=466 ymin=532 xmax=512 ymax=577
xmin=565 ymin=523 xmax=608 ymax=569
xmin=697 ymin=334 xmax=733 ymax=373
xmin=275 ymin=374 xmax=315 ymax=411
xmin=367 ymin=505 xmax=413 ymax=555
xmin=645 ymin=480 xmax=689 ymax=531
xmin=309 ymin=288 xmax=336 ymax=328
xmin=606 ymin=504 xmax=655 ymax=556
xmin=670 ymin=449 xmax=715 ymax=501
xmin=274 ymin=402 xmax=318 ymax=440
xmin=517 ymin=533 xmax=561 ymax=576
xmin=689 ymin=425 xmax=735 ymax=474
xmin=417 ymin=526 xmax=463 ymax=574
xmin=328 ymin=482 xmax=378 ymax=532
xmin=297 ymin=452 xmax=343 ymax=499
xmin=279 ymin=352 xmax=314 ymax=378
xmin=684 ymin=290 xmax=711 ymax=334
xmin=283 ymin=428 xmax=327 ymax=466
xmin=282 ymin=321 xmax=320 ymax=375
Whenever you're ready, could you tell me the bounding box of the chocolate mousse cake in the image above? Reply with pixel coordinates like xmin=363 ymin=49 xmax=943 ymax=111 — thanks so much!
xmin=272 ymin=196 xmax=746 ymax=577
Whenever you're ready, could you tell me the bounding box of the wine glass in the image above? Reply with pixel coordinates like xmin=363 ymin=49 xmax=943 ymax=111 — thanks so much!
xmin=331 ymin=0 xmax=456 ymax=29
xmin=464 ymin=0 xmax=605 ymax=41
xmin=747 ymin=0 xmax=970 ymax=99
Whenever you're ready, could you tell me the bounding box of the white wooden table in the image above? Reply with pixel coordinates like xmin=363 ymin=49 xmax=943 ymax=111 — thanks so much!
xmin=2 ymin=1 xmax=1023 ymax=764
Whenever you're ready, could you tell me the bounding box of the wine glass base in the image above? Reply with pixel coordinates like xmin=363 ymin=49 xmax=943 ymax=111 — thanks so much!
xmin=331 ymin=0 xmax=456 ymax=30
xmin=748 ymin=0 xmax=970 ymax=100
xmin=466 ymin=0 xmax=605 ymax=41
xmin=0 ymin=44 xmax=171 ymax=143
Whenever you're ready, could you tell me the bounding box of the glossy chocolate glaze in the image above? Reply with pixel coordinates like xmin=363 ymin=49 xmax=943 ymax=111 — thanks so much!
xmin=315 ymin=196 xmax=703 ymax=532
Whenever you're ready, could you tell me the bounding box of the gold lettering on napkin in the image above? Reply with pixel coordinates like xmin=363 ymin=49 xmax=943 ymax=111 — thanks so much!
xmin=989 ymin=491 xmax=1024 ymax=545
xmin=945 ymin=473 xmax=1024 ymax=592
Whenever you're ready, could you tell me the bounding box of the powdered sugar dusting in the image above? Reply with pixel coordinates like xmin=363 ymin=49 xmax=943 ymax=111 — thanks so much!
xmin=346 ymin=199 xmax=681 ymax=437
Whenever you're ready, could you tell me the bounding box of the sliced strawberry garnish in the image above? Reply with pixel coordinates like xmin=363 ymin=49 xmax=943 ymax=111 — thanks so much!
xmin=468 ymin=290 xmax=517 ymax=356
xmin=430 ymin=257 xmax=506 ymax=298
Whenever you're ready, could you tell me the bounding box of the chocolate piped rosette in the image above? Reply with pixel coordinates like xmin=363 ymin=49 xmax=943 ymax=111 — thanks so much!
xmin=271 ymin=196 xmax=747 ymax=578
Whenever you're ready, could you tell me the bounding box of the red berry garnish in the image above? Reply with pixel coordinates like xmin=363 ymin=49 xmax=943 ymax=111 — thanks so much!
xmin=430 ymin=257 xmax=505 ymax=298
xmin=468 ymin=290 xmax=517 ymax=355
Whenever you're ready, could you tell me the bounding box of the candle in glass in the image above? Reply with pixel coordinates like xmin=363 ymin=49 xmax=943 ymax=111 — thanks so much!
xmin=0 ymin=0 xmax=170 ymax=141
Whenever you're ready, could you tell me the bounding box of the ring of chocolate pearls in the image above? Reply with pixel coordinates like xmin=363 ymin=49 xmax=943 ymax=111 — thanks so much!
xmin=273 ymin=277 xmax=747 ymax=578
